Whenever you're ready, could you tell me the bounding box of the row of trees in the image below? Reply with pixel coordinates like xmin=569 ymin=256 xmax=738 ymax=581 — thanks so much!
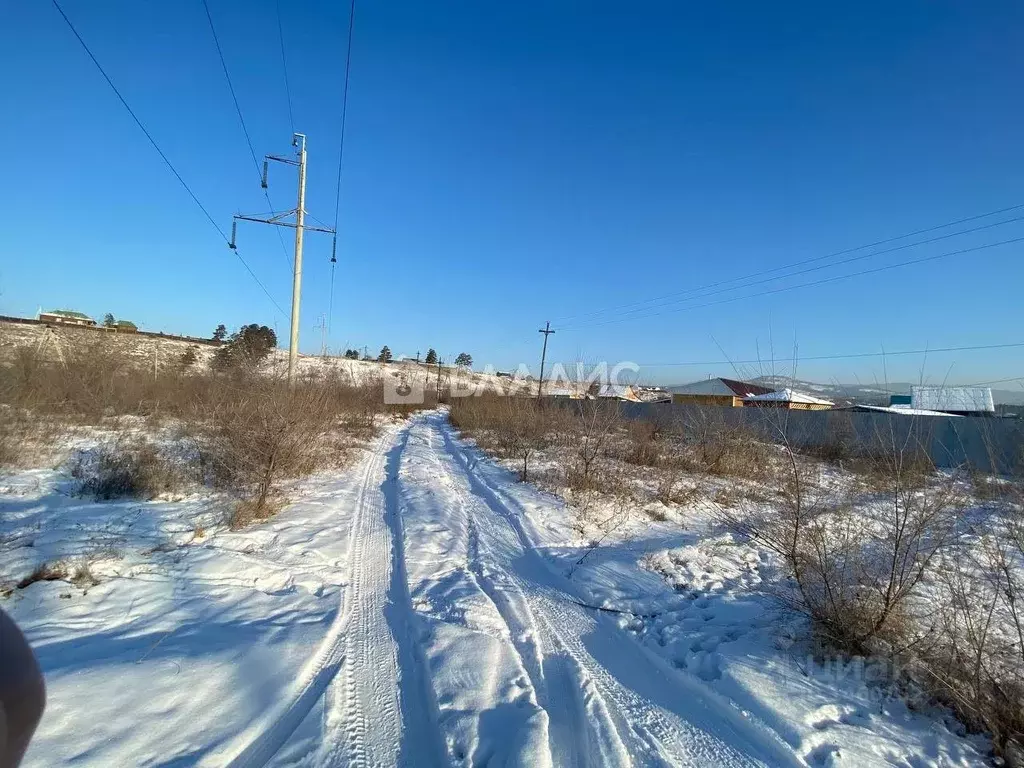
xmin=344 ymin=346 xmax=473 ymax=367
xmin=207 ymin=325 xmax=473 ymax=369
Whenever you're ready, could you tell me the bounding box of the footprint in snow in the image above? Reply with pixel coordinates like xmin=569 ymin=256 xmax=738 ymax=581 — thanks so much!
xmin=805 ymin=743 xmax=841 ymax=767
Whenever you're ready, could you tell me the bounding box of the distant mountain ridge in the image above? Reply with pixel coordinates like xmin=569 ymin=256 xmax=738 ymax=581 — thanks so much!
xmin=749 ymin=375 xmax=1024 ymax=406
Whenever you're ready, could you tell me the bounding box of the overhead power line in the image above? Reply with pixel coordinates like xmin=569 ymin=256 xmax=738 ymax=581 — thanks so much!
xmin=581 ymin=214 xmax=1024 ymax=327
xmin=275 ymin=0 xmax=295 ymax=136
xmin=328 ymin=0 xmax=357 ymax=336
xmin=200 ymin=0 xmax=292 ymax=274
xmin=625 ymin=341 xmax=1024 ymax=368
xmin=552 ymin=201 xmax=1024 ymax=326
xmin=51 ymin=0 xmax=286 ymax=317
xmin=557 ymin=235 xmax=1024 ymax=331
xmin=963 ymin=375 xmax=1024 ymax=387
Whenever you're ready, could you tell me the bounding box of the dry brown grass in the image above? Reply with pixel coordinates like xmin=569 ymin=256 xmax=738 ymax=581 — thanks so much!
xmin=0 ymin=344 xmax=433 ymax=526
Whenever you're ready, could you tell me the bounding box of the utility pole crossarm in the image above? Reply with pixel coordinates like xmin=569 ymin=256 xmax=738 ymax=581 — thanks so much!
xmin=265 ymin=154 xmax=300 ymax=166
xmin=233 ymin=213 xmax=335 ymax=234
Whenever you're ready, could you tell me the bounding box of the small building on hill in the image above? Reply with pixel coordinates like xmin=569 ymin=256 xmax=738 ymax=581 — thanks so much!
xmin=669 ymin=377 xmax=773 ymax=407
xmin=909 ymin=386 xmax=995 ymax=417
xmin=38 ymin=309 xmax=96 ymax=327
xmin=743 ymin=388 xmax=834 ymax=411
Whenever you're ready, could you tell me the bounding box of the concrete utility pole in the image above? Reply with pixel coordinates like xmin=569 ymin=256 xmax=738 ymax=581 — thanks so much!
xmin=229 ymin=133 xmax=335 ymax=387
xmin=537 ymin=321 xmax=555 ymax=402
xmin=289 ymin=134 xmax=307 ymax=382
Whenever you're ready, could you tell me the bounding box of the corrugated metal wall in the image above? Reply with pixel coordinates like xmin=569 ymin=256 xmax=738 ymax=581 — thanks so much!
xmin=608 ymin=402 xmax=1024 ymax=474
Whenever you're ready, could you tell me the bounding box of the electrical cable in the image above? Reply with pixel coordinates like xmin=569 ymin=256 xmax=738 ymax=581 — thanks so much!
xmin=51 ymin=0 xmax=287 ymax=317
xmin=552 ymin=202 xmax=1024 ymax=326
xmin=201 ymin=0 xmax=292 ymax=273
xmin=557 ymin=236 xmax=1024 ymax=331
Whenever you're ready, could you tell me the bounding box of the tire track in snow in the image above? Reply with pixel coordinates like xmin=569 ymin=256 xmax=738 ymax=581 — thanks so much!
xmin=409 ymin=428 xmax=557 ymax=768
xmin=319 ymin=425 xmax=445 ymax=768
xmin=317 ymin=427 xmax=402 ymax=767
xmin=208 ymin=429 xmax=395 ymax=768
xmin=435 ymin=413 xmax=803 ymax=768
xmin=460 ymin=473 xmax=610 ymax=767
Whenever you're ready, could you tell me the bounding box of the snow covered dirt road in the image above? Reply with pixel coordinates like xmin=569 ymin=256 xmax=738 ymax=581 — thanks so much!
xmin=7 ymin=411 xmax=799 ymax=766
xmin=392 ymin=411 xmax=796 ymax=768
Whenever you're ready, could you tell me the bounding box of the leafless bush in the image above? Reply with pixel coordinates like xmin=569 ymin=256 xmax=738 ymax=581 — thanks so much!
xmin=720 ymin=431 xmax=960 ymax=653
xmin=569 ymin=488 xmax=637 ymax=575
xmin=624 ymin=419 xmax=661 ymax=467
xmin=192 ymin=377 xmax=347 ymax=526
xmin=562 ymin=400 xmax=622 ymax=492
xmin=921 ymin=510 xmax=1024 ymax=757
xmin=0 ymin=406 xmax=66 ymax=470
xmin=675 ymin=408 xmax=773 ymax=481
xmin=73 ymin=438 xmax=189 ymax=500
xmin=449 ymin=394 xmax=552 ymax=481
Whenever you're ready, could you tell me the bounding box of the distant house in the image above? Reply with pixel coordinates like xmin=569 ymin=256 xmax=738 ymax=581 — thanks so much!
xmin=596 ymin=383 xmax=642 ymax=402
xmin=669 ymin=377 xmax=773 ymax=408
xmin=743 ymin=388 xmax=834 ymax=411
xmin=112 ymin=320 xmax=137 ymax=333
xmin=909 ymin=386 xmax=994 ymax=417
xmin=38 ymin=309 xmax=96 ymax=328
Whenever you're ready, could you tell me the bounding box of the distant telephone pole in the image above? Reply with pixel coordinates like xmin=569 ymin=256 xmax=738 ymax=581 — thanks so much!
xmin=229 ymin=133 xmax=335 ymax=386
xmin=314 ymin=313 xmax=329 ymax=358
xmin=537 ymin=321 xmax=555 ymax=401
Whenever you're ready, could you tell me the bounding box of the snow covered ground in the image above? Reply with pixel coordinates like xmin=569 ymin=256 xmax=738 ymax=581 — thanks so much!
xmin=0 ymin=410 xmax=992 ymax=766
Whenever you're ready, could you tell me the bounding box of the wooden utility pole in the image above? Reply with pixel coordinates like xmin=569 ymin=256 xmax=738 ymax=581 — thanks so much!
xmin=537 ymin=321 xmax=555 ymax=401
xmin=436 ymin=357 xmax=444 ymax=402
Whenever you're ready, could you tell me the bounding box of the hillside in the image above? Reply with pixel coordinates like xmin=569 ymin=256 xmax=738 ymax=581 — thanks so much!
xmin=0 ymin=317 xmax=531 ymax=398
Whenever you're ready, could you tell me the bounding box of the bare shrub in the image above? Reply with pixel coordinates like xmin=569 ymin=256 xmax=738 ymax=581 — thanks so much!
xmin=922 ymin=511 xmax=1024 ymax=756
xmin=449 ymin=394 xmax=551 ymax=482
xmin=676 ymin=407 xmax=772 ymax=481
xmin=73 ymin=438 xmax=187 ymax=500
xmin=0 ymin=406 xmax=65 ymax=470
xmin=195 ymin=377 xmax=345 ymax=526
xmin=570 ymin=488 xmax=636 ymax=575
xmin=624 ymin=419 xmax=661 ymax=467
xmin=719 ymin=433 xmax=960 ymax=653
xmin=563 ymin=400 xmax=621 ymax=492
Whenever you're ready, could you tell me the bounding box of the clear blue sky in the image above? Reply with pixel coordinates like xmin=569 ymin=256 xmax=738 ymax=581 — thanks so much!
xmin=2 ymin=1 xmax=1022 ymax=387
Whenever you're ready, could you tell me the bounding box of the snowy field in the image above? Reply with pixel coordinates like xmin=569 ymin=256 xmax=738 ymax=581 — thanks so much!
xmin=0 ymin=409 xmax=996 ymax=766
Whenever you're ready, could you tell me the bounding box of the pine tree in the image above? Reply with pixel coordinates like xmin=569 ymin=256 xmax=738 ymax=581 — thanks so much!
xmin=454 ymin=352 xmax=473 ymax=368
xmin=103 ymin=313 xmax=116 ymax=328
xmin=212 ymin=324 xmax=228 ymax=343
xmin=377 ymin=346 xmax=393 ymax=363
xmin=213 ymin=324 xmax=277 ymax=370
xmin=425 ymin=348 xmax=438 ymax=365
